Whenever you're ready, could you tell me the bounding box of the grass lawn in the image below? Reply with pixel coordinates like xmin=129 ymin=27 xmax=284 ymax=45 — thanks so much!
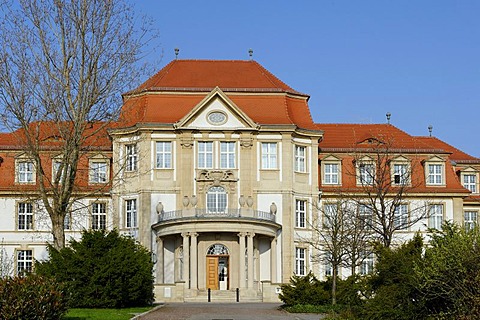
xmin=63 ymin=306 xmax=154 ymax=320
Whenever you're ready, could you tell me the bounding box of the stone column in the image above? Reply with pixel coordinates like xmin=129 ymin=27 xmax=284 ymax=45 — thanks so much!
xmin=182 ymin=232 xmax=190 ymax=289
xmin=238 ymin=232 xmax=246 ymax=289
xmin=156 ymin=236 xmax=164 ymax=284
xmin=270 ymin=236 xmax=277 ymax=283
xmin=190 ymin=232 xmax=198 ymax=290
xmin=247 ymin=232 xmax=255 ymax=289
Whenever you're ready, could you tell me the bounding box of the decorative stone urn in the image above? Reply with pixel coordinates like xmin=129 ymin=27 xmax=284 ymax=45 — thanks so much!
xmin=156 ymin=201 xmax=164 ymax=214
xmin=182 ymin=196 xmax=190 ymax=208
xmin=270 ymin=202 xmax=277 ymax=215
xmin=190 ymin=195 xmax=198 ymax=207
xmin=246 ymin=196 xmax=254 ymax=208
xmin=239 ymin=195 xmax=246 ymax=207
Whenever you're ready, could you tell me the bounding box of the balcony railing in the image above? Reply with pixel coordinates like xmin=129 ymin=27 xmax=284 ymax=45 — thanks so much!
xmin=157 ymin=208 xmax=276 ymax=223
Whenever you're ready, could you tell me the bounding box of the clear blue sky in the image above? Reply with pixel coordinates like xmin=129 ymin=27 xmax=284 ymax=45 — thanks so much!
xmin=137 ymin=0 xmax=479 ymax=157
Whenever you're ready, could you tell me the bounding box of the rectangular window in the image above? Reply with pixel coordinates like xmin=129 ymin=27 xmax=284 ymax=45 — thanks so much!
xmin=324 ymin=163 xmax=339 ymax=184
xmin=126 ymin=199 xmax=137 ymax=228
xmin=428 ymin=164 xmax=443 ymax=185
xmin=359 ymin=204 xmax=373 ymax=230
xmin=394 ymin=204 xmax=408 ymax=228
xmin=90 ymin=161 xmax=107 ymax=183
xmin=156 ymin=142 xmax=172 ymax=169
xmin=360 ymin=253 xmax=374 ymax=275
xmin=429 ymin=204 xmax=443 ymax=230
xmin=17 ymin=250 xmax=33 ymax=275
xmin=125 ymin=144 xmax=138 ymax=172
xmin=18 ymin=202 xmax=33 ymax=230
xmin=324 ymin=252 xmax=332 ymax=277
xmin=52 ymin=161 xmax=65 ymax=182
xmin=463 ymin=174 xmax=477 ymax=193
xmin=393 ymin=164 xmax=409 ymax=185
xmin=64 ymin=213 xmax=71 ymax=230
xmin=92 ymin=203 xmax=106 ymax=230
xmin=220 ymin=142 xmax=235 ymax=169
xmin=261 ymin=142 xmax=277 ymax=169
xmin=294 ymin=145 xmax=306 ymax=172
xmin=464 ymin=211 xmax=477 ymax=231
xmin=295 ymin=200 xmax=306 ymax=228
xmin=198 ymin=142 xmax=213 ymax=169
xmin=18 ymin=161 xmax=34 ymax=183
xmin=295 ymin=247 xmax=306 ymax=276
xmin=359 ymin=163 xmax=374 ymax=185
xmin=323 ymin=203 xmax=337 ymax=228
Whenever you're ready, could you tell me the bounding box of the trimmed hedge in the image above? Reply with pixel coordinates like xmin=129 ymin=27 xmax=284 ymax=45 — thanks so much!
xmin=0 ymin=274 xmax=68 ymax=319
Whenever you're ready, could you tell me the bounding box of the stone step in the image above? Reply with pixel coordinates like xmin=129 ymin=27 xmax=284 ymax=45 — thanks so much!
xmin=185 ymin=290 xmax=262 ymax=303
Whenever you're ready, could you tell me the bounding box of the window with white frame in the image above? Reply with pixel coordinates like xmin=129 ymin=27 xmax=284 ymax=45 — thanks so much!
xmin=393 ymin=163 xmax=409 ymax=185
xmin=359 ymin=204 xmax=373 ymax=229
xmin=17 ymin=249 xmax=33 ymax=275
xmin=429 ymin=204 xmax=443 ymax=230
xmin=125 ymin=199 xmax=137 ymax=228
xmin=294 ymin=145 xmax=306 ymax=172
xmin=295 ymin=199 xmax=306 ymax=228
xmin=90 ymin=161 xmax=108 ymax=183
xmin=18 ymin=202 xmax=33 ymax=230
xmin=463 ymin=174 xmax=477 ymax=193
xmin=358 ymin=162 xmax=374 ymax=185
xmin=360 ymin=252 xmax=374 ymax=275
xmin=394 ymin=204 xmax=409 ymax=228
xmin=206 ymin=186 xmax=227 ymax=213
xmin=18 ymin=161 xmax=34 ymax=183
xmin=323 ymin=203 xmax=337 ymax=228
xmin=324 ymin=252 xmax=333 ymax=277
xmin=64 ymin=212 xmax=71 ymax=230
xmin=125 ymin=144 xmax=138 ymax=172
xmin=156 ymin=141 xmax=172 ymax=169
xmin=295 ymin=247 xmax=306 ymax=276
xmin=324 ymin=163 xmax=339 ymax=184
xmin=261 ymin=142 xmax=277 ymax=169
xmin=464 ymin=211 xmax=477 ymax=231
xmin=220 ymin=142 xmax=236 ymax=169
xmin=52 ymin=160 xmax=65 ymax=182
xmin=198 ymin=141 xmax=213 ymax=169
xmin=92 ymin=202 xmax=106 ymax=230
xmin=427 ymin=164 xmax=443 ymax=185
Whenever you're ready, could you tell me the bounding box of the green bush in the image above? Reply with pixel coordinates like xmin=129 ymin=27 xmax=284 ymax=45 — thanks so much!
xmin=36 ymin=229 xmax=154 ymax=308
xmin=279 ymin=271 xmax=330 ymax=306
xmin=0 ymin=274 xmax=68 ymax=319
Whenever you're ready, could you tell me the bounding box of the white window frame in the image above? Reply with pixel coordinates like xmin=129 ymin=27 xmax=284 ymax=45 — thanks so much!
xmin=294 ymin=145 xmax=306 ymax=173
xmin=17 ymin=161 xmax=35 ymax=183
xmin=464 ymin=211 xmax=477 ymax=231
xmin=323 ymin=203 xmax=337 ymax=228
xmin=359 ymin=204 xmax=373 ymax=230
xmin=358 ymin=162 xmax=375 ymax=186
xmin=198 ymin=141 xmax=213 ymax=169
xmin=394 ymin=204 xmax=409 ymax=228
xmin=427 ymin=163 xmax=444 ymax=185
xmin=261 ymin=142 xmax=277 ymax=170
xmin=323 ymin=163 xmax=340 ymax=185
xmin=324 ymin=251 xmax=333 ymax=277
xmin=156 ymin=141 xmax=172 ymax=169
xmin=125 ymin=199 xmax=138 ymax=228
xmin=16 ymin=249 xmax=33 ymax=275
xmin=295 ymin=247 xmax=306 ymax=276
xmin=92 ymin=202 xmax=107 ymax=230
xmin=429 ymin=204 xmax=444 ymax=230
xmin=295 ymin=199 xmax=306 ymax=228
xmin=125 ymin=144 xmax=138 ymax=172
xmin=52 ymin=160 xmax=65 ymax=183
xmin=90 ymin=161 xmax=108 ymax=183
xmin=18 ymin=202 xmax=33 ymax=230
xmin=392 ymin=163 xmax=409 ymax=185
xmin=360 ymin=252 xmax=374 ymax=275
xmin=220 ymin=141 xmax=236 ymax=169
xmin=463 ymin=174 xmax=477 ymax=193
xmin=206 ymin=186 xmax=228 ymax=213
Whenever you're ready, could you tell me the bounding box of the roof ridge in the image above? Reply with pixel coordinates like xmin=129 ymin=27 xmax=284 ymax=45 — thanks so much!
xmin=251 ymin=61 xmax=308 ymax=96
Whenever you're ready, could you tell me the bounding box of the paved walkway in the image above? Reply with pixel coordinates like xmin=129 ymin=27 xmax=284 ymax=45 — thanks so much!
xmin=135 ymin=303 xmax=325 ymax=320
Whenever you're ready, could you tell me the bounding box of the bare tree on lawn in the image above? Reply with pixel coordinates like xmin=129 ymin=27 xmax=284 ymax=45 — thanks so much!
xmin=347 ymin=137 xmax=429 ymax=248
xmin=0 ymin=0 xmax=155 ymax=249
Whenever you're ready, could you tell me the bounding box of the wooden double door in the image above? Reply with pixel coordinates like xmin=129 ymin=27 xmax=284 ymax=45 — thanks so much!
xmin=206 ymin=255 xmax=229 ymax=290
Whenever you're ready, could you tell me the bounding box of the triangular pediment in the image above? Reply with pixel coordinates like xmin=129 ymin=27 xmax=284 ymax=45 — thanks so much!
xmin=174 ymin=87 xmax=257 ymax=130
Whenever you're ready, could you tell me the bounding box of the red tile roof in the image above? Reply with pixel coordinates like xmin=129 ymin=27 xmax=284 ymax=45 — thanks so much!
xmin=128 ymin=59 xmax=306 ymax=96
xmin=415 ymin=136 xmax=478 ymax=162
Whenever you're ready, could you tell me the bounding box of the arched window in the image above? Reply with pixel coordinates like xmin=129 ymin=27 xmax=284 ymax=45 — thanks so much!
xmin=207 ymin=243 xmax=229 ymax=255
xmin=207 ymin=186 xmax=227 ymax=213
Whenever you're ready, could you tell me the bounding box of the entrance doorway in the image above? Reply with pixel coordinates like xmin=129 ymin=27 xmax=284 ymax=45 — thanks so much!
xmin=206 ymin=244 xmax=229 ymax=290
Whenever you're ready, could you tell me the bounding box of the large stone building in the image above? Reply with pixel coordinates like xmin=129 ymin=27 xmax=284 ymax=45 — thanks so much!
xmin=0 ymin=59 xmax=478 ymax=302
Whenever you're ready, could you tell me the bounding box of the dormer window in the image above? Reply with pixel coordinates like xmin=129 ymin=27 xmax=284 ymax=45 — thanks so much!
xmin=17 ymin=161 xmax=35 ymax=183
xmin=427 ymin=164 xmax=444 ymax=185
xmin=322 ymin=155 xmax=341 ymax=185
xmin=358 ymin=162 xmax=375 ymax=186
xmin=392 ymin=163 xmax=410 ymax=186
xmin=463 ymin=174 xmax=477 ymax=193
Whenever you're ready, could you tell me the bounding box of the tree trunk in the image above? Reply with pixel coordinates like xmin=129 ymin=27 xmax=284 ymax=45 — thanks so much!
xmin=332 ymin=265 xmax=337 ymax=305
xmin=50 ymin=213 xmax=66 ymax=250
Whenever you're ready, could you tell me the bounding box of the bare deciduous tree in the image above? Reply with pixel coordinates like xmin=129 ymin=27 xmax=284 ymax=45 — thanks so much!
xmin=0 ymin=0 xmax=155 ymax=249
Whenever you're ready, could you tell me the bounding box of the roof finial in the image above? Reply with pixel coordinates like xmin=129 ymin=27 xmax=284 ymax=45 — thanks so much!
xmin=386 ymin=112 xmax=391 ymax=124
xmin=248 ymin=48 xmax=253 ymax=60
xmin=428 ymin=125 xmax=433 ymax=137
xmin=174 ymin=48 xmax=179 ymax=59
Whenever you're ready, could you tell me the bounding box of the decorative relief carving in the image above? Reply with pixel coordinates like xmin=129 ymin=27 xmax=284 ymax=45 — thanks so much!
xmin=196 ymin=170 xmax=237 ymax=184
xmin=180 ymin=138 xmax=193 ymax=149
xmin=240 ymin=138 xmax=253 ymax=149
